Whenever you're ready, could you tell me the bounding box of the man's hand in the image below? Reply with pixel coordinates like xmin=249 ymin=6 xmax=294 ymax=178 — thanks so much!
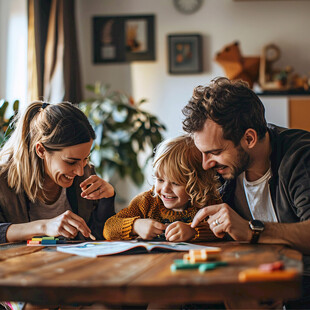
xmin=191 ymin=203 xmax=252 ymax=241
xmin=132 ymin=219 xmax=166 ymax=240
xmin=165 ymin=221 xmax=196 ymax=242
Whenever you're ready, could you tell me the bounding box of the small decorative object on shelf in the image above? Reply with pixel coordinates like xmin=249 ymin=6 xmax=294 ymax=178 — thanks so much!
xmin=214 ymin=41 xmax=260 ymax=89
xmin=260 ymin=43 xmax=310 ymax=91
xmin=259 ymin=44 xmax=284 ymax=91
xmin=79 ymin=83 xmax=166 ymax=186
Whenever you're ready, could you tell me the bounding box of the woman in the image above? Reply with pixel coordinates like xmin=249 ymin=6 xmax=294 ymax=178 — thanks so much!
xmin=0 ymin=101 xmax=115 ymax=243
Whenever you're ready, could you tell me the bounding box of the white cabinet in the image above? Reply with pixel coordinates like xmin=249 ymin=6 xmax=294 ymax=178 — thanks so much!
xmin=259 ymin=95 xmax=310 ymax=130
xmin=259 ymin=96 xmax=289 ymax=128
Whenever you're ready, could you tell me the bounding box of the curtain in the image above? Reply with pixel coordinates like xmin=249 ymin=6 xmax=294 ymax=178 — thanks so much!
xmin=27 ymin=0 xmax=82 ymax=104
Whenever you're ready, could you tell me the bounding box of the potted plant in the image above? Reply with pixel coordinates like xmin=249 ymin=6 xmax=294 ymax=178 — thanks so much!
xmin=0 ymin=99 xmax=19 ymax=147
xmin=79 ymin=83 xmax=166 ymax=187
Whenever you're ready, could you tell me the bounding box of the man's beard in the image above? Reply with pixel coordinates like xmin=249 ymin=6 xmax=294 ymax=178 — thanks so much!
xmin=233 ymin=145 xmax=251 ymax=178
xmin=217 ymin=145 xmax=251 ymax=180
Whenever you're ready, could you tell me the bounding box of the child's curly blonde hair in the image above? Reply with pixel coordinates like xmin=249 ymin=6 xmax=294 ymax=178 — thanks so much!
xmin=153 ymin=135 xmax=221 ymax=208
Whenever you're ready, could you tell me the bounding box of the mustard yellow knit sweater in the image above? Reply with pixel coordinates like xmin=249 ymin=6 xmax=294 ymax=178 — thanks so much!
xmin=103 ymin=189 xmax=217 ymax=241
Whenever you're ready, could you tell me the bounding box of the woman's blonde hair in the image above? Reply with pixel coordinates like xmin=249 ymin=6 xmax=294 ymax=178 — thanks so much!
xmin=153 ymin=135 xmax=221 ymax=208
xmin=0 ymin=101 xmax=95 ymax=202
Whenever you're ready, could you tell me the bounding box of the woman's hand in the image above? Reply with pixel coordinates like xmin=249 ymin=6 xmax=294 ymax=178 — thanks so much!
xmin=165 ymin=221 xmax=196 ymax=242
xmin=132 ymin=219 xmax=166 ymax=240
xmin=80 ymin=175 xmax=114 ymax=200
xmin=42 ymin=210 xmax=93 ymax=239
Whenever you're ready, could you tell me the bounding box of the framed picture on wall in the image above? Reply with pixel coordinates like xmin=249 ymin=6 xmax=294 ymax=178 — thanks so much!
xmin=93 ymin=15 xmax=155 ymax=63
xmin=168 ymin=34 xmax=203 ymax=74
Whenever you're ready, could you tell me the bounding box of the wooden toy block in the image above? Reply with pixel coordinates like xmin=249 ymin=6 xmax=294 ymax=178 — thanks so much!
xmin=189 ymin=249 xmax=205 ymax=257
xmin=27 ymin=240 xmax=41 ymax=245
xmin=190 ymin=254 xmax=207 ymax=264
xmin=188 ymin=248 xmax=222 ymax=263
xmin=31 ymin=237 xmax=42 ymax=241
xmin=171 ymin=260 xmax=228 ymax=272
xmin=41 ymin=240 xmax=57 ymax=245
xmin=183 ymin=253 xmax=191 ymax=261
xmin=259 ymin=261 xmax=284 ymax=272
xmin=239 ymin=268 xmax=298 ymax=282
xmin=41 ymin=236 xmax=57 ymax=240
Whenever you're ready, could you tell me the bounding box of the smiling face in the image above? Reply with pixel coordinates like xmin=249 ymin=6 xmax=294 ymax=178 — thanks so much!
xmin=154 ymin=173 xmax=189 ymax=212
xmin=37 ymin=140 xmax=93 ymax=189
xmin=194 ymin=119 xmax=250 ymax=180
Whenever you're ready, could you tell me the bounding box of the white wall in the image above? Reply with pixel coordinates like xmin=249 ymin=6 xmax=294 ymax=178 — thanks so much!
xmin=76 ymin=0 xmax=310 ymax=205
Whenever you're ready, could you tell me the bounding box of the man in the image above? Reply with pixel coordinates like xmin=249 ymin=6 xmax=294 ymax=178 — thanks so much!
xmin=182 ymin=77 xmax=310 ymax=309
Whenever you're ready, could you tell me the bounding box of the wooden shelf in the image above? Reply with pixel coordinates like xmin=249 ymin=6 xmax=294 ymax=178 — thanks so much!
xmin=256 ymin=90 xmax=310 ymax=96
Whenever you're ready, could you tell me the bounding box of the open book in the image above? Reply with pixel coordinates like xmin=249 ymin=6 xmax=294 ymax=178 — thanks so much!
xmin=56 ymin=240 xmax=220 ymax=258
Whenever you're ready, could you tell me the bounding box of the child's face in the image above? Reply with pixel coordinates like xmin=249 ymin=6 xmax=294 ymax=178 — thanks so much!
xmin=155 ymin=174 xmax=189 ymax=211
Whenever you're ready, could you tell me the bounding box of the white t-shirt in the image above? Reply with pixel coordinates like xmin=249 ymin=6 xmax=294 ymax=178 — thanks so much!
xmin=235 ymin=168 xmax=278 ymax=222
xmin=29 ymin=187 xmax=72 ymax=221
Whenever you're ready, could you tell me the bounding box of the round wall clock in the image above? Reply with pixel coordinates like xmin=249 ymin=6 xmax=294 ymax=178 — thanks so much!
xmin=173 ymin=0 xmax=203 ymax=14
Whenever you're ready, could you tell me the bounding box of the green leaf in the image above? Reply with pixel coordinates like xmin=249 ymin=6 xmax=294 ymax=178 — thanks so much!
xmin=0 ymin=99 xmax=19 ymax=146
xmin=85 ymin=84 xmax=96 ymax=92
xmin=0 ymin=101 xmax=9 ymax=118
xmin=13 ymin=100 xmax=19 ymax=113
xmin=136 ymin=98 xmax=148 ymax=107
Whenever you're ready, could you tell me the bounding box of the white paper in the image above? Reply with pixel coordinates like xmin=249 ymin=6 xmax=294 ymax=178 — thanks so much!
xmin=56 ymin=240 xmax=220 ymax=258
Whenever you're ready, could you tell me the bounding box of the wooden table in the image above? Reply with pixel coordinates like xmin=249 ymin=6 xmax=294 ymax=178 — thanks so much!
xmin=0 ymin=241 xmax=303 ymax=307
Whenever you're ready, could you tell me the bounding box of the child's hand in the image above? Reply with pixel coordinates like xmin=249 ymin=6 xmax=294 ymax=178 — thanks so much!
xmin=165 ymin=221 xmax=196 ymax=242
xmin=132 ymin=219 xmax=166 ymax=240
xmin=80 ymin=175 xmax=114 ymax=200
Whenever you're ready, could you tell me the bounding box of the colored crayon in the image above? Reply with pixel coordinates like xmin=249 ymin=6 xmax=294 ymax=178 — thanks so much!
xmin=170 ymin=260 xmax=228 ymax=272
xmin=239 ymin=268 xmax=298 ymax=282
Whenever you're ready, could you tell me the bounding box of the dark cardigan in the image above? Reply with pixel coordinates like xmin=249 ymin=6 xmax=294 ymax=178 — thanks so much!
xmin=0 ymin=165 xmax=115 ymax=243
xmin=220 ymin=124 xmax=310 ymax=275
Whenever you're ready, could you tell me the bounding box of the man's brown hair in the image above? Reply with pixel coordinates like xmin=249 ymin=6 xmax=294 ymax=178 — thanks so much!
xmin=182 ymin=77 xmax=268 ymax=145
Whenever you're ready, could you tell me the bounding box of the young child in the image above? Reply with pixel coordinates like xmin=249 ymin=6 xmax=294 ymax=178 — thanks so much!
xmin=103 ymin=135 xmax=221 ymax=242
